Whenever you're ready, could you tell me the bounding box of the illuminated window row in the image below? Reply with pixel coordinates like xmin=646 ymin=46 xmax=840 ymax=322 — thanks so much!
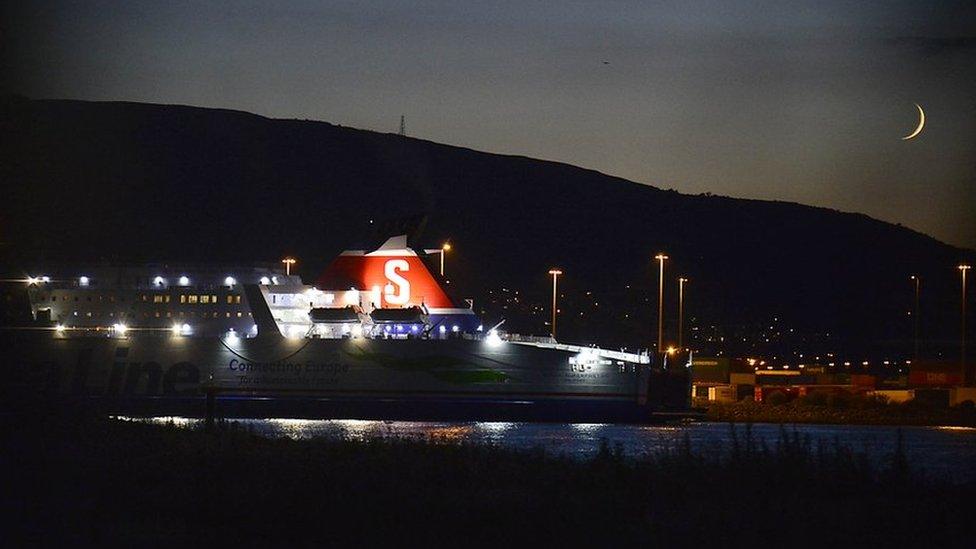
xmin=65 ymin=311 xmax=251 ymax=319
xmin=177 ymin=294 xmax=242 ymax=304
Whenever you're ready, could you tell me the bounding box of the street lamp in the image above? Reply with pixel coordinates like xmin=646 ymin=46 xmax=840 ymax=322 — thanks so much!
xmin=548 ymin=269 xmax=563 ymax=340
xmin=910 ymin=275 xmax=920 ymax=361
xmin=960 ymin=264 xmax=971 ymax=382
xmin=425 ymin=243 xmax=452 ymax=276
xmin=654 ymin=253 xmax=668 ymax=355
xmin=678 ymin=277 xmax=688 ymax=350
xmin=281 ymin=258 xmax=297 ymax=276
xmin=440 ymin=243 xmax=451 ymax=276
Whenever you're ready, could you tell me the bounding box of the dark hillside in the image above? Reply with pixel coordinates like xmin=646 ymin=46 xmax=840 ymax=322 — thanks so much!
xmin=1 ymin=97 xmax=971 ymax=355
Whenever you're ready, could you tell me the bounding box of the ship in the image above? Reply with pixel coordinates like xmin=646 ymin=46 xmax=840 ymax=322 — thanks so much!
xmin=2 ymin=236 xmax=690 ymax=422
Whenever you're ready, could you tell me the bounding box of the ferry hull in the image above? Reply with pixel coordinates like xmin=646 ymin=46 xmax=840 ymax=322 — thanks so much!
xmin=3 ymin=332 xmax=690 ymax=422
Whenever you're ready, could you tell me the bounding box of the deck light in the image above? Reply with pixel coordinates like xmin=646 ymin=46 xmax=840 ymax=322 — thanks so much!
xmin=178 ymin=276 xmax=189 ymax=286
xmin=112 ymin=323 xmax=128 ymax=335
xmin=79 ymin=276 xmax=90 ymax=286
xmin=224 ymin=276 xmax=236 ymax=286
xmin=260 ymin=276 xmax=271 ymax=285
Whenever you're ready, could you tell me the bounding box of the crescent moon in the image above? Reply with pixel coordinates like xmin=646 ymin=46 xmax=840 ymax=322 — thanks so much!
xmin=901 ymin=103 xmax=925 ymax=141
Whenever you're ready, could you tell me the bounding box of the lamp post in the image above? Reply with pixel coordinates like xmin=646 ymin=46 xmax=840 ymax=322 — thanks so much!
xmin=440 ymin=243 xmax=451 ymax=276
xmin=281 ymin=258 xmax=296 ymax=276
xmin=960 ymin=264 xmax=971 ymax=383
xmin=655 ymin=253 xmax=668 ymax=355
xmin=910 ymin=275 xmax=920 ymax=361
xmin=678 ymin=277 xmax=688 ymax=350
xmin=548 ymin=269 xmax=562 ymax=340
xmin=425 ymin=243 xmax=452 ymax=276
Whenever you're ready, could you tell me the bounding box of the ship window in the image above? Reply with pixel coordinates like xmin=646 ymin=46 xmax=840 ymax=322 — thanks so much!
xmin=179 ymin=294 xmax=186 ymax=304
xmin=153 ymin=295 xmax=164 ymax=303
xmin=166 ymin=312 xmax=171 ymax=318
xmin=226 ymin=295 xmax=233 ymax=304
xmin=200 ymin=295 xmax=210 ymax=304
xmin=86 ymin=312 xmax=92 ymax=317
xmin=154 ymin=311 xmax=161 ymax=318
xmin=188 ymin=295 xmax=198 ymax=304
xmin=212 ymin=312 xmax=219 ymax=318
xmin=235 ymin=295 xmax=241 ymax=304
xmin=109 ymin=296 xmax=115 ymax=303
xmin=225 ymin=312 xmax=231 ymax=318
xmin=211 ymin=295 xmax=217 ymax=303
xmin=165 ymin=295 xmax=171 ymax=303
xmin=142 ymin=294 xmax=148 ymax=302
xmin=237 ymin=312 xmax=242 ymax=317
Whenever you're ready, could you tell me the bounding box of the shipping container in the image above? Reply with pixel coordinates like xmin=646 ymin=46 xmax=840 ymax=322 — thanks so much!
xmin=729 ymin=373 xmax=756 ymax=385
xmin=756 ymin=374 xmax=818 ymax=385
xmin=707 ymin=385 xmax=736 ymax=403
xmin=908 ymin=371 xmax=964 ymax=387
xmin=950 ymin=387 xmax=976 ymax=407
xmin=913 ymin=389 xmax=950 ymax=408
xmin=754 ymin=385 xmax=802 ymax=403
xmin=849 ymin=374 xmax=877 ymax=388
xmin=867 ymin=389 xmax=915 ymax=404
xmin=734 ymin=384 xmax=755 ymax=401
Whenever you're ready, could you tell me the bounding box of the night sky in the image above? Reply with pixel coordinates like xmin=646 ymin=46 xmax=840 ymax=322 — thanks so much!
xmin=3 ymin=1 xmax=974 ymax=248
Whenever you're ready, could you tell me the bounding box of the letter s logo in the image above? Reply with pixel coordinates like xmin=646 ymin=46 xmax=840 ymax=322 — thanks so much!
xmin=384 ymin=259 xmax=410 ymax=305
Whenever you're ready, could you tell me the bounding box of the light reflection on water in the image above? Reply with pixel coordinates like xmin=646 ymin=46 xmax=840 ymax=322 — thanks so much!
xmin=115 ymin=416 xmax=976 ymax=481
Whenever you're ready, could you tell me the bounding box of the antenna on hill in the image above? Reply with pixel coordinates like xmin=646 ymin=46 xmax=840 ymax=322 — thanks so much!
xmin=398 ymin=115 xmax=406 ymax=136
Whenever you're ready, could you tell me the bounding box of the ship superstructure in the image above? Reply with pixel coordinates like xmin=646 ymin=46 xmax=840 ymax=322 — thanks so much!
xmin=23 ymin=263 xmax=297 ymax=337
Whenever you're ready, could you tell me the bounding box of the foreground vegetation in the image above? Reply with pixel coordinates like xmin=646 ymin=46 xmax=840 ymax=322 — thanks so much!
xmin=706 ymin=392 xmax=976 ymax=426
xmin=4 ymin=403 xmax=974 ymax=546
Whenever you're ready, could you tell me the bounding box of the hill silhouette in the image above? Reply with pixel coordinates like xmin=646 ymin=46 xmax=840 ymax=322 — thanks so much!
xmin=1 ymin=97 xmax=972 ymax=357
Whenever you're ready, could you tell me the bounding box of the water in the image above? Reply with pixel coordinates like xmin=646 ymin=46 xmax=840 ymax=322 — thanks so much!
xmin=123 ymin=417 xmax=976 ymax=482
